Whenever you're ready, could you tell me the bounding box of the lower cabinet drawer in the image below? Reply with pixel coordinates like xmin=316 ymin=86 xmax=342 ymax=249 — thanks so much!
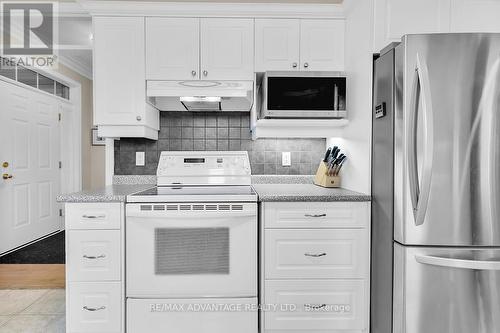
xmin=264 ymin=280 xmax=366 ymax=331
xmin=67 ymin=282 xmax=122 ymax=333
xmin=265 ymin=229 xmax=368 ymax=279
xmin=67 ymin=230 xmax=121 ymax=281
xmin=127 ymin=298 xmax=258 ymax=333
xmin=66 ymin=203 xmax=121 ymax=230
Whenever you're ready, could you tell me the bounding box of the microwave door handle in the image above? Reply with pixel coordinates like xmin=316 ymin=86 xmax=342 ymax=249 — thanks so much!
xmin=408 ymin=53 xmax=434 ymax=226
xmin=415 ymin=255 xmax=500 ymax=271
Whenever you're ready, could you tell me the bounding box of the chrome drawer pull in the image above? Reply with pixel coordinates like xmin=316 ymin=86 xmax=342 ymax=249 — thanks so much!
xmin=83 ymin=254 xmax=106 ymax=260
xmin=304 ymin=214 xmax=326 ymax=218
xmin=82 ymin=214 xmax=106 ymax=219
xmin=304 ymin=252 xmax=327 ymax=257
xmin=304 ymin=304 xmax=326 ymax=310
xmin=83 ymin=306 xmax=106 ymax=312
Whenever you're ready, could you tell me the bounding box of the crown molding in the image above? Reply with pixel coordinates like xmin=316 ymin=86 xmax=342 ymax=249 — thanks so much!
xmin=77 ymin=1 xmax=345 ymax=19
xmin=58 ymin=53 xmax=93 ymax=81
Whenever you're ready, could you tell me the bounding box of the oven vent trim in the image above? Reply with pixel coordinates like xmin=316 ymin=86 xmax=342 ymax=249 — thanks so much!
xmin=139 ymin=203 xmax=247 ymax=212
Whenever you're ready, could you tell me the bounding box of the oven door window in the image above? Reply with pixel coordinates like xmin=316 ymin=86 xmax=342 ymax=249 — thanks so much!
xmin=267 ymin=77 xmax=344 ymax=111
xmin=154 ymin=228 xmax=229 ymax=275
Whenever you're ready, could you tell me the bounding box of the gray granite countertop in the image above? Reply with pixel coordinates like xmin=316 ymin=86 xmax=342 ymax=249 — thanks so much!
xmin=56 ymin=184 xmax=153 ymax=203
xmin=57 ymin=175 xmax=370 ymax=203
xmin=253 ymin=184 xmax=371 ymax=202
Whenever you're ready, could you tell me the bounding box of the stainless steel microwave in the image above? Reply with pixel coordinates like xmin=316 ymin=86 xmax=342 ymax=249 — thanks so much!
xmin=261 ymin=71 xmax=346 ymax=119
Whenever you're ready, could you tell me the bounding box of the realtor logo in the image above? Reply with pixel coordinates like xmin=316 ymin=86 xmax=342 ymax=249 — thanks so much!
xmin=1 ymin=1 xmax=57 ymax=67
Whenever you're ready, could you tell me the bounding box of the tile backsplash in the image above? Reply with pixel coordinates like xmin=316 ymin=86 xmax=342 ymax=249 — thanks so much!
xmin=114 ymin=112 xmax=326 ymax=175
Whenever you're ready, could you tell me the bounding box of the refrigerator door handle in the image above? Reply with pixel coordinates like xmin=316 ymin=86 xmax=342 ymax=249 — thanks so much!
xmin=408 ymin=53 xmax=434 ymax=226
xmin=415 ymin=254 xmax=500 ymax=270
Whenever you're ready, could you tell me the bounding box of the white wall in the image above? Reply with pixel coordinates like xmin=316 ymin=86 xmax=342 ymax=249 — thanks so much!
xmin=328 ymin=0 xmax=373 ymax=194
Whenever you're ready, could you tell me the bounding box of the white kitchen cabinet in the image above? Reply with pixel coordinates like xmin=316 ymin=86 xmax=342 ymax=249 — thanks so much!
xmin=146 ymin=18 xmax=200 ymax=80
xmin=65 ymin=203 xmax=125 ymax=333
xmin=264 ymin=280 xmax=365 ymax=332
xmin=255 ymin=19 xmax=344 ymax=72
xmin=255 ymin=19 xmax=300 ymax=72
xmin=373 ymin=0 xmax=451 ymax=52
xmin=68 ymin=282 xmax=122 ymax=333
xmin=450 ymin=0 xmax=500 ymax=32
xmin=200 ymin=18 xmax=254 ymax=80
xmin=260 ymin=201 xmax=370 ymax=333
xmin=145 ymin=18 xmax=254 ymax=81
xmin=300 ymin=19 xmax=345 ymax=71
xmin=93 ymin=16 xmax=159 ymax=140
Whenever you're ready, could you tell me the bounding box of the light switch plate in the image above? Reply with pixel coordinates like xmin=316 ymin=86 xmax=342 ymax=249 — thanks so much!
xmin=282 ymin=152 xmax=291 ymax=166
xmin=136 ymin=152 xmax=145 ymax=166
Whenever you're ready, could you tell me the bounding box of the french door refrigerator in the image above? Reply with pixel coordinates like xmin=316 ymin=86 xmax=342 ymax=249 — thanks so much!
xmin=371 ymin=33 xmax=500 ymax=333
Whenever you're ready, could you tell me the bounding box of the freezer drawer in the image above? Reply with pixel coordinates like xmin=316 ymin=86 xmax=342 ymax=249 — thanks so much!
xmin=394 ymin=243 xmax=500 ymax=333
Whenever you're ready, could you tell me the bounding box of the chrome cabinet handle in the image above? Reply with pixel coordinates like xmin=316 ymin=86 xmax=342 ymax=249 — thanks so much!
xmin=203 ymin=70 xmax=208 ymax=76
xmin=304 ymin=214 xmax=326 ymax=218
xmin=82 ymin=214 xmax=106 ymax=219
xmin=191 ymin=70 xmax=197 ymax=76
xmin=304 ymin=252 xmax=327 ymax=257
xmin=292 ymin=62 xmax=298 ymax=68
xmin=303 ymin=62 xmax=309 ymax=68
xmin=136 ymin=116 xmax=142 ymax=121
xmin=83 ymin=306 xmax=106 ymax=312
xmin=83 ymin=254 xmax=106 ymax=259
xmin=304 ymin=304 xmax=326 ymax=310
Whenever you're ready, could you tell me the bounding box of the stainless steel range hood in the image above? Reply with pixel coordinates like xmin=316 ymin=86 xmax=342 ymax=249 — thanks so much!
xmin=147 ymin=80 xmax=254 ymax=112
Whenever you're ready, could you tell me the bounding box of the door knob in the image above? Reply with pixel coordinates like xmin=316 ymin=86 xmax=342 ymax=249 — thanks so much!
xmin=2 ymin=174 xmax=13 ymax=180
xmin=203 ymin=70 xmax=208 ymax=77
xmin=191 ymin=70 xmax=197 ymax=76
xmin=303 ymin=62 xmax=309 ymax=68
xmin=136 ymin=116 xmax=142 ymax=121
xmin=292 ymin=62 xmax=298 ymax=68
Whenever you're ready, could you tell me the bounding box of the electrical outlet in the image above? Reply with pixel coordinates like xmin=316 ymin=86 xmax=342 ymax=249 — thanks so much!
xmin=136 ymin=152 xmax=145 ymax=166
xmin=282 ymin=152 xmax=291 ymax=166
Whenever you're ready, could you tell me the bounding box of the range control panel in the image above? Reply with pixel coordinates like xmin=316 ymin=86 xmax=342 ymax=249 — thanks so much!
xmin=157 ymin=151 xmax=251 ymax=185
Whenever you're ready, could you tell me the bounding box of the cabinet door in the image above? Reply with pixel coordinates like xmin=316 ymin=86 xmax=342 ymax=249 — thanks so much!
xmin=93 ymin=17 xmax=146 ymax=126
xmin=255 ymin=19 xmax=300 ymax=72
xmin=200 ymin=18 xmax=254 ymax=80
xmin=299 ymin=19 xmax=344 ymax=71
xmin=146 ymin=18 xmax=199 ymax=80
xmin=68 ymin=282 xmax=122 ymax=333
xmin=373 ymin=0 xmax=451 ymax=52
xmin=450 ymin=0 xmax=500 ymax=32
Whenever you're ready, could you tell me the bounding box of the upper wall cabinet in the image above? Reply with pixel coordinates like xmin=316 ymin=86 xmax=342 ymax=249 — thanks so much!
xmin=300 ymin=20 xmax=345 ymax=71
xmin=145 ymin=18 xmax=254 ymax=81
xmin=146 ymin=18 xmax=199 ymax=80
xmin=201 ymin=19 xmax=254 ymax=80
xmin=93 ymin=16 xmax=159 ymax=140
xmin=450 ymin=0 xmax=500 ymax=32
xmin=373 ymin=0 xmax=451 ymax=52
xmin=255 ymin=19 xmax=344 ymax=72
xmin=255 ymin=19 xmax=300 ymax=71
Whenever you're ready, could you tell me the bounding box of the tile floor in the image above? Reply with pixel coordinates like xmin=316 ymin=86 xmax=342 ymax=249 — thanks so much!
xmin=0 ymin=289 xmax=65 ymax=332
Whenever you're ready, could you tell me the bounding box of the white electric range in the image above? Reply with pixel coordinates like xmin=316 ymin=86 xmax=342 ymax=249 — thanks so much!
xmin=126 ymin=151 xmax=258 ymax=333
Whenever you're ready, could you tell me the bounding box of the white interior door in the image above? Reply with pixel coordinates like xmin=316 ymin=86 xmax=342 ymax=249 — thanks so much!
xmin=0 ymin=80 xmax=62 ymax=254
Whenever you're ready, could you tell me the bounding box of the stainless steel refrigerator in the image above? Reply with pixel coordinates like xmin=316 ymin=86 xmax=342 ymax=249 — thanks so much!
xmin=371 ymin=33 xmax=500 ymax=333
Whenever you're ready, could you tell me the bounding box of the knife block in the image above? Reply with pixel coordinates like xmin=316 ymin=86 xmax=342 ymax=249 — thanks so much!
xmin=313 ymin=161 xmax=341 ymax=188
